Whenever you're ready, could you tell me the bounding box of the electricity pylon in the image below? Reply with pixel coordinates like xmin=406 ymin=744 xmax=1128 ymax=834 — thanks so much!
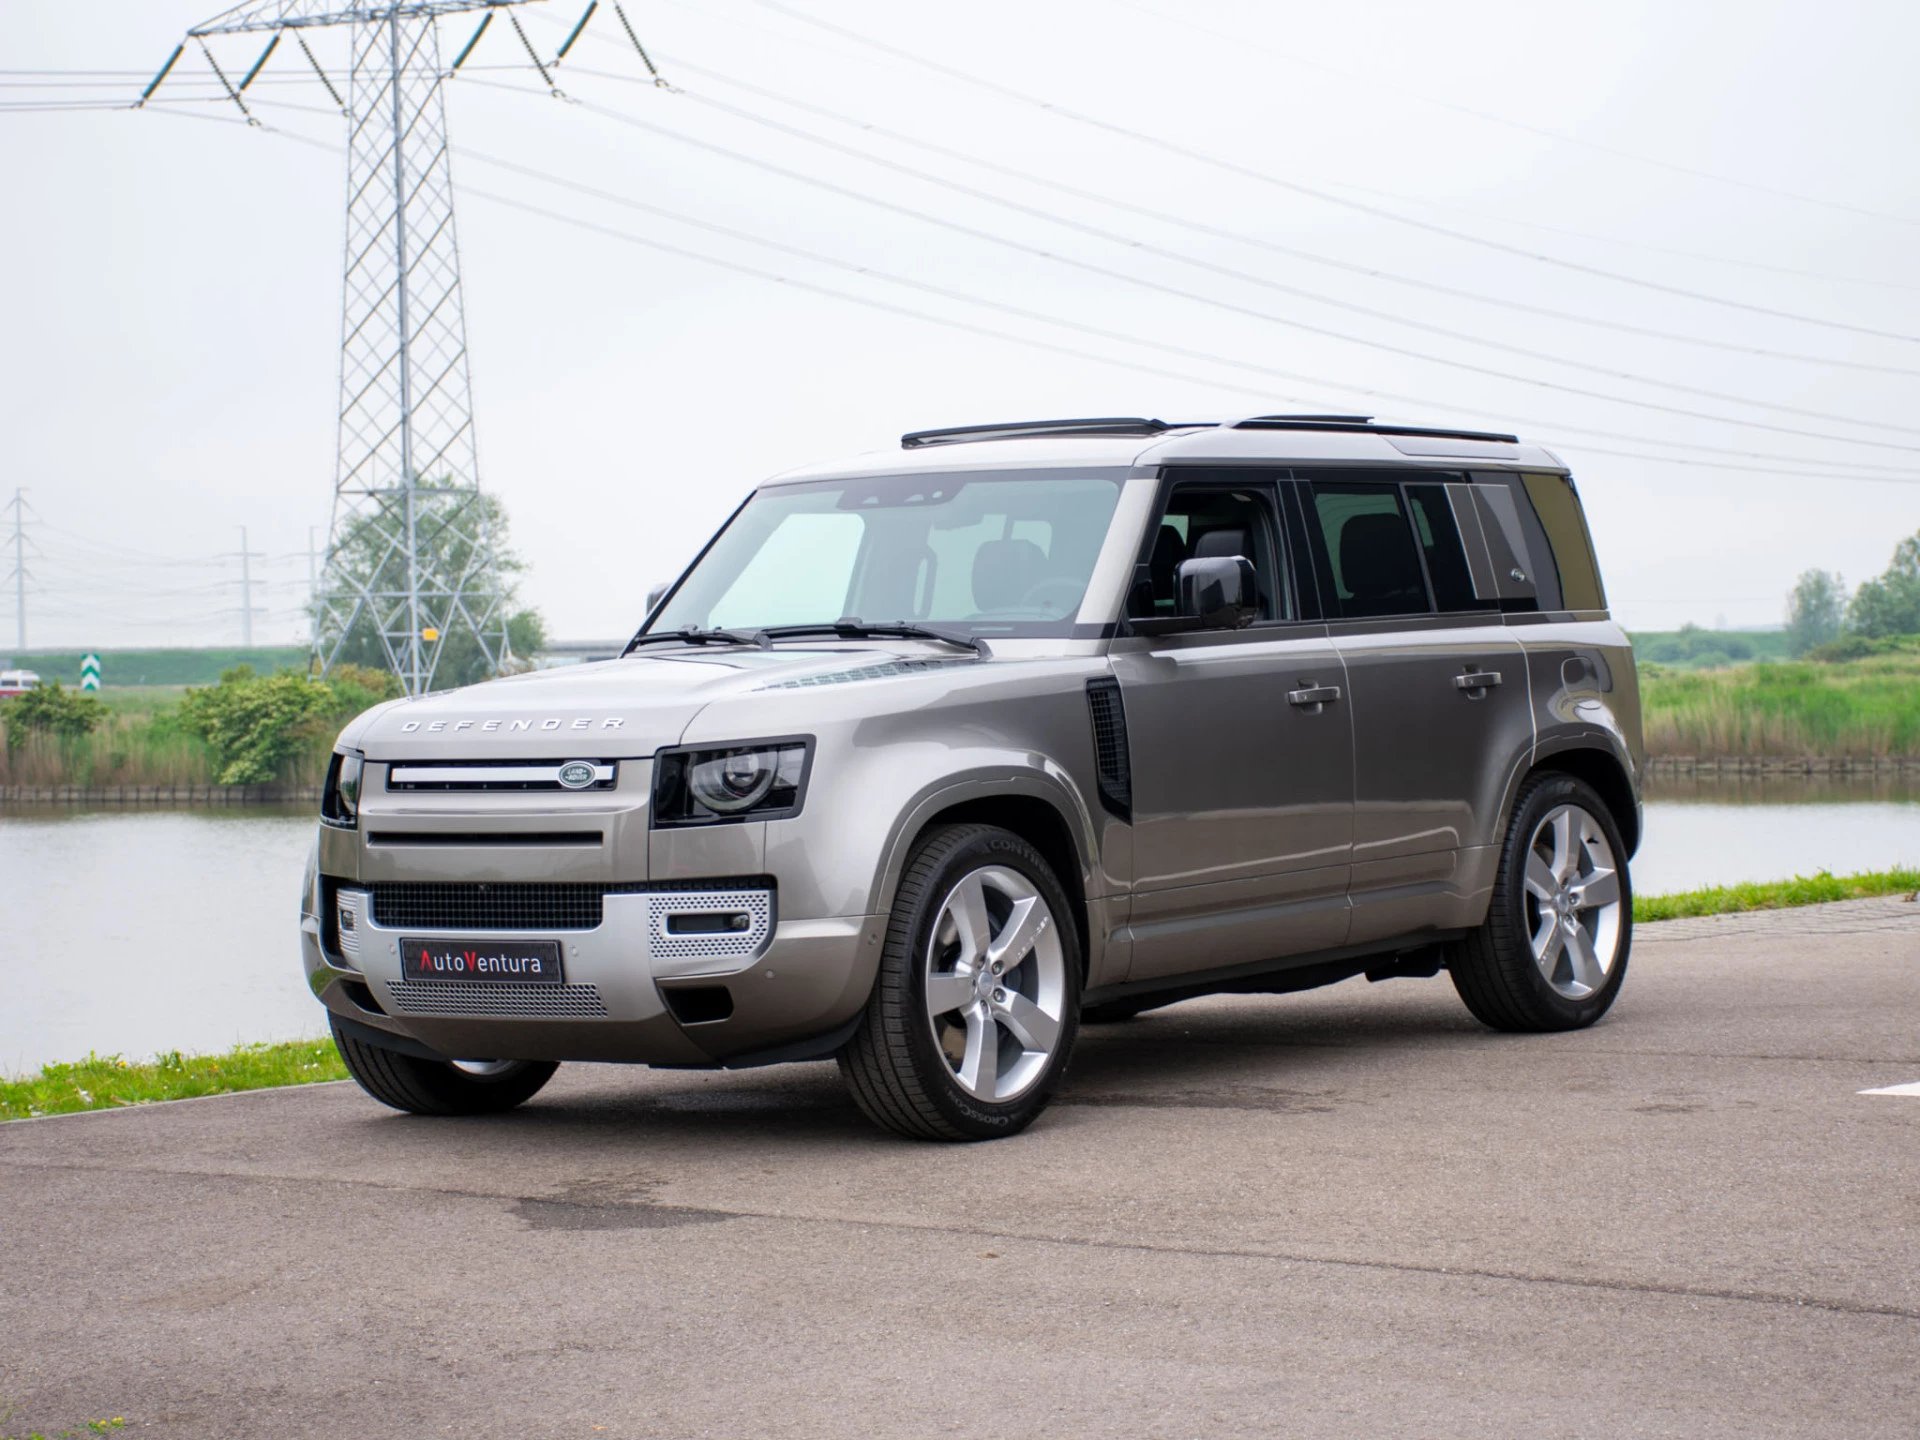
xmin=175 ymin=0 xmax=534 ymax=692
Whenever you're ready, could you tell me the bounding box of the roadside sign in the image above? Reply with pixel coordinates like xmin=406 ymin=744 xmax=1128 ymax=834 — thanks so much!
xmin=81 ymin=653 xmax=101 ymax=692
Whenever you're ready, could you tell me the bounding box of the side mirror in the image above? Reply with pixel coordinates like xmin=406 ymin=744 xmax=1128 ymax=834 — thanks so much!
xmin=1175 ymin=556 xmax=1258 ymax=629
xmin=645 ymin=582 xmax=669 ymax=617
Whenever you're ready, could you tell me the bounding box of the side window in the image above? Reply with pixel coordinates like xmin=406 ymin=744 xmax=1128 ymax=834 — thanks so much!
xmin=1129 ymin=484 xmax=1291 ymax=622
xmin=1405 ymin=484 xmax=1491 ymax=613
xmin=1306 ymin=482 xmax=1431 ymax=619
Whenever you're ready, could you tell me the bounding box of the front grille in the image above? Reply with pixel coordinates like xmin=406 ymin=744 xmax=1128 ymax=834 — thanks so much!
xmin=1086 ymin=677 xmax=1132 ymax=821
xmin=384 ymin=980 xmax=610 ymax=1017
xmin=368 ymin=882 xmax=650 ymax=932
xmin=384 ymin=760 xmax=618 ymax=792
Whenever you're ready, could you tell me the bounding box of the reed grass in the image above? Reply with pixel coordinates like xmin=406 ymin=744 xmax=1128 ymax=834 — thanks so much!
xmin=0 ymin=689 xmax=338 ymax=789
xmin=1639 ymin=654 xmax=1920 ymax=759
xmin=0 ymin=706 xmax=216 ymax=788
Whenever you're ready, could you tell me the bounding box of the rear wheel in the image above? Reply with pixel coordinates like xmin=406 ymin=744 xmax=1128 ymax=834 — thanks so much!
xmin=1448 ymin=773 xmax=1632 ymax=1032
xmin=330 ymin=1017 xmax=558 ymax=1116
xmin=839 ymin=824 xmax=1081 ymax=1141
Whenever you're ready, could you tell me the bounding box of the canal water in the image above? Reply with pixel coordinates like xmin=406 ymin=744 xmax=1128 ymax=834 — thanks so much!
xmin=2 ymin=780 xmax=1916 ymax=1076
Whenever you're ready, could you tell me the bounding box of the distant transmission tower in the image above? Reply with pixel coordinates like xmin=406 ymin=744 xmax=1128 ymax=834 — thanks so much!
xmin=165 ymin=0 xmax=526 ymax=693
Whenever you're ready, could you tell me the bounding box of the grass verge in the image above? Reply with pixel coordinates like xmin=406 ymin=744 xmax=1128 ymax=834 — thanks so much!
xmin=0 ymin=1038 xmax=345 ymax=1122
xmin=0 ymin=1413 xmax=124 ymax=1440
xmin=1635 ymin=868 xmax=1920 ymax=923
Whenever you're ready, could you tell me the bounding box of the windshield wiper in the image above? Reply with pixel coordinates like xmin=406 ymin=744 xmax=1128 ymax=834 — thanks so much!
xmin=755 ymin=619 xmax=988 ymax=656
xmin=624 ymin=625 xmax=769 ymax=654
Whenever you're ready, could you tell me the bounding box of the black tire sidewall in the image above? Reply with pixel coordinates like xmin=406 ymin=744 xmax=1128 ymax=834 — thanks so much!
xmin=892 ymin=827 xmax=1082 ymax=1137
xmin=330 ymin=1017 xmax=558 ymax=1115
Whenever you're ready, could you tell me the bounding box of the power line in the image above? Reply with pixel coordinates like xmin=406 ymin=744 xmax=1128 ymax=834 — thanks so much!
xmin=632 ymin=0 xmax=1920 ymax=294
xmin=566 ymin=46 xmax=1920 ymax=376
xmin=742 ymin=0 xmax=1920 ymax=346
xmin=77 ymin=25 xmax=1917 ymax=298
xmin=545 ymin=79 xmax=1920 ymax=441
xmin=451 ymin=82 xmax=1920 ymax=459
xmin=248 ymin=106 xmax=1920 ymax=483
xmin=1115 ymin=0 xmax=1920 ymax=230
xmin=444 ymin=168 xmax=1920 ymax=486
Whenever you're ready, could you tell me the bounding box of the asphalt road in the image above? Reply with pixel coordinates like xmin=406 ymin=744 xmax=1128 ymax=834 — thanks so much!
xmin=5 ymin=899 xmax=1918 ymax=1439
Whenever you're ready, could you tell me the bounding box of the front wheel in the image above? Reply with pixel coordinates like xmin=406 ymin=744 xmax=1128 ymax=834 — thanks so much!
xmin=330 ymin=1017 xmax=559 ymax=1116
xmin=838 ymin=824 xmax=1081 ymax=1141
xmin=1447 ymin=773 xmax=1632 ymax=1032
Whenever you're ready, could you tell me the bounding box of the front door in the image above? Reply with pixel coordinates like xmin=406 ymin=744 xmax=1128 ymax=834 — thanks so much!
xmin=1109 ymin=475 xmax=1355 ymax=983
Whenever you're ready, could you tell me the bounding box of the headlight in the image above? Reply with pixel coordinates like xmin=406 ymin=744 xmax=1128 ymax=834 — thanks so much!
xmin=321 ymin=749 xmax=364 ymax=828
xmin=654 ymin=740 xmax=810 ymax=826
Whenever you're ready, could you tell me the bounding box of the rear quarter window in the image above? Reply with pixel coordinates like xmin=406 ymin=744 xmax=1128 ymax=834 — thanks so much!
xmin=1520 ymin=472 xmax=1606 ymax=612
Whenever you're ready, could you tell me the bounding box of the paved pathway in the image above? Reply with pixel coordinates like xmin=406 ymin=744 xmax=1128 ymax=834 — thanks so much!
xmin=3 ymin=900 xmax=1917 ymax=1438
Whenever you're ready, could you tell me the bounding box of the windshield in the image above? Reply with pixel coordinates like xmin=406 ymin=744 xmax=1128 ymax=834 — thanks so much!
xmin=648 ymin=468 xmax=1127 ymax=637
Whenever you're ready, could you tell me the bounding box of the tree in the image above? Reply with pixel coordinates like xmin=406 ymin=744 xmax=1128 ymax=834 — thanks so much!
xmin=314 ymin=484 xmax=547 ymax=691
xmin=1 ymin=680 xmax=107 ymax=754
xmin=1785 ymin=569 xmax=1848 ymax=655
xmin=175 ymin=664 xmax=405 ymax=785
xmin=1847 ymin=531 xmax=1920 ymax=639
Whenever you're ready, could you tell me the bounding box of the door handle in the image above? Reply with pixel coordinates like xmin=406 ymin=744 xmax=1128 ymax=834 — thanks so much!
xmin=1454 ymin=670 xmax=1503 ymax=694
xmin=1288 ymin=684 xmax=1342 ymax=709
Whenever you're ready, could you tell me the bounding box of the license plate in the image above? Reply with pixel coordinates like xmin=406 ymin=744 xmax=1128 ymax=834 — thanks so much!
xmin=401 ymin=938 xmax=564 ymax=985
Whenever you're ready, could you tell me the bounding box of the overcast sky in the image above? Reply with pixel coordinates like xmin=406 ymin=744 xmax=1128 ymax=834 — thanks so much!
xmin=4 ymin=0 xmax=1918 ymax=651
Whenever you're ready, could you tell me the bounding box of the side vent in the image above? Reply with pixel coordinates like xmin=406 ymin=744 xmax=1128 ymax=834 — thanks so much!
xmin=1085 ymin=677 xmax=1132 ymax=822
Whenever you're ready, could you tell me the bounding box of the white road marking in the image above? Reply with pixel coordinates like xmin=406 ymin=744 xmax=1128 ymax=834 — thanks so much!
xmin=1858 ymin=1081 xmax=1920 ymax=1097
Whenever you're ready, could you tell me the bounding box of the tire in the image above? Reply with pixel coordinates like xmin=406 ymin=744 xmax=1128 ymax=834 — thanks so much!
xmin=1447 ymin=772 xmax=1633 ymax=1033
xmin=838 ymin=824 xmax=1082 ymax=1141
xmin=329 ymin=1017 xmax=559 ymax=1116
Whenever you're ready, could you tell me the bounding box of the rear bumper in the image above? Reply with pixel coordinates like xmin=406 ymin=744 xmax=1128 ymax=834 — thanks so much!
xmin=302 ymin=884 xmax=884 ymax=1066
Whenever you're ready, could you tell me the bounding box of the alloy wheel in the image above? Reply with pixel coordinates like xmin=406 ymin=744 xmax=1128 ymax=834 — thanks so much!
xmin=1522 ymin=802 xmax=1625 ymax=1000
xmin=449 ymin=1059 xmax=520 ymax=1078
xmin=923 ymin=865 xmax=1068 ymax=1103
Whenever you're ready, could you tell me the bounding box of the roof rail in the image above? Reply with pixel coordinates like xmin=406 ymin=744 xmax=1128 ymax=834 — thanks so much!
xmin=1233 ymin=414 xmax=1520 ymax=444
xmin=899 ymin=417 xmax=1212 ymax=449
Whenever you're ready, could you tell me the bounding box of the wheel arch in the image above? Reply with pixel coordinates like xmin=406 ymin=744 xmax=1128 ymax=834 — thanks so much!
xmin=1522 ymin=741 xmax=1642 ymax=857
xmin=877 ymin=779 xmax=1099 ymax=980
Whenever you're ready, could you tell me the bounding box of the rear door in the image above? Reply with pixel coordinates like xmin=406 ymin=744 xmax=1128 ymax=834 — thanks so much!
xmin=1110 ymin=472 xmax=1354 ymax=982
xmin=1293 ymin=473 xmax=1534 ymax=947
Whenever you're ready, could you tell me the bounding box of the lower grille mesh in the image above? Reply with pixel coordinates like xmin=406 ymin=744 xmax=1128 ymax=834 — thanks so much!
xmin=383 ymin=980 xmax=610 ymax=1017
xmin=365 ymin=879 xmax=776 ymax=932
xmin=368 ymin=882 xmax=650 ymax=932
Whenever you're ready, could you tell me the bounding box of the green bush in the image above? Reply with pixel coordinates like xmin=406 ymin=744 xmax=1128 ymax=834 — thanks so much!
xmin=1807 ymin=633 xmax=1920 ymax=663
xmin=0 ymin=681 xmax=109 ymax=753
xmin=1630 ymin=626 xmax=1780 ymax=670
xmin=175 ymin=667 xmax=342 ymax=785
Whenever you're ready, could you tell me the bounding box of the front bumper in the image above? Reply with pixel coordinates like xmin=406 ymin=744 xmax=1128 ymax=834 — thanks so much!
xmin=303 ymin=882 xmax=884 ymax=1066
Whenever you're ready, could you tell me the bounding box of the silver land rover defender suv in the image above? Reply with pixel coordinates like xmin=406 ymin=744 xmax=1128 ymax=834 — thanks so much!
xmin=301 ymin=414 xmax=1643 ymax=1141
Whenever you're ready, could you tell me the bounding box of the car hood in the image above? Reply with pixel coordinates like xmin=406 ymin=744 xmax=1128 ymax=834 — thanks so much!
xmin=344 ymin=645 xmax=976 ymax=759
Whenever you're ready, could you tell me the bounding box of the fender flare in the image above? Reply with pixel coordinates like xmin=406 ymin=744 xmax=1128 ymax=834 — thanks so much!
xmin=868 ymin=761 xmax=1101 ymax=923
xmin=1507 ymin=727 xmax=1643 ymax=855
